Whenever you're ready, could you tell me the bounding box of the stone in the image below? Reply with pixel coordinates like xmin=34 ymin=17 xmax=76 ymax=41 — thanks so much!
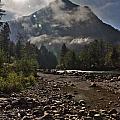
xmin=109 ymin=109 xmax=117 ymax=114
xmin=89 ymin=110 xmax=98 ymax=117
xmin=94 ymin=114 xmax=102 ymax=120
xmin=78 ymin=110 xmax=86 ymax=117
xmin=65 ymin=94 xmax=74 ymax=99
xmin=79 ymin=100 xmax=86 ymax=106
xmin=118 ymin=76 xmax=120 ymax=81
xmin=11 ymin=93 xmax=17 ymax=97
xmin=90 ymin=83 xmax=97 ymax=87
xmin=21 ymin=116 xmax=31 ymax=120
xmin=44 ymin=106 xmax=51 ymax=111
xmin=5 ymin=105 xmax=12 ymax=110
xmin=33 ymin=110 xmax=44 ymax=117
xmin=19 ymin=110 xmax=27 ymax=118
xmin=40 ymin=113 xmax=53 ymax=120
xmin=83 ymin=116 xmax=93 ymax=120
xmin=11 ymin=100 xmax=19 ymax=107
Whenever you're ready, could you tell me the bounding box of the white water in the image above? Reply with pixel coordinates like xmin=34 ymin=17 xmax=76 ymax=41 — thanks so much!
xmin=57 ymin=70 xmax=120 ymax=74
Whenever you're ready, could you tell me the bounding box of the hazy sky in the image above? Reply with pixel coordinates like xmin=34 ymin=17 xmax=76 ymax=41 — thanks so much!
xmin=2 ymin=0 xmax=120 ymax=30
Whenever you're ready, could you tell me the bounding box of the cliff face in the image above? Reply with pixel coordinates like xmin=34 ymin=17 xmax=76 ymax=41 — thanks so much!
xmin=9 ymin=0 xmax=120 ymax=46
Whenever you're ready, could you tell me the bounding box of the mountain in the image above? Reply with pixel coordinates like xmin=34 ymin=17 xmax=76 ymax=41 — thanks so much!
xmin=9 ymin=0 xmax=120 ymax=50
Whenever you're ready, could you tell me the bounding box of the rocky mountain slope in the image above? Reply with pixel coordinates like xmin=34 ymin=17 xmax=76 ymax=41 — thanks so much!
xmin=9 ymin=0 xmax=120 ymax=49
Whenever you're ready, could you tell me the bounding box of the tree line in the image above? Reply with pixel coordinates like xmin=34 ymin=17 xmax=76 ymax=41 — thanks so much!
xmin=58 ymin=41 xmax=120 ymax=70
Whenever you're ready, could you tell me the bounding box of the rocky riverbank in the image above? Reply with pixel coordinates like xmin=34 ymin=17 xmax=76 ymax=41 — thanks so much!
xmin=0 ymin=72 xmax=120 ymax=120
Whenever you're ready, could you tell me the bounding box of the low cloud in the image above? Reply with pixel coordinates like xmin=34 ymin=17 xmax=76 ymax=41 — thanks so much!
xmin=51 ymin=0 xmax=91 ymax=26
xmin=2 ymin=0 xmax=54 ymax=19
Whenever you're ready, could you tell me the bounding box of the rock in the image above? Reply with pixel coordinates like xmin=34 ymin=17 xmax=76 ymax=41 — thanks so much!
xmin=74 ymin=90 xmax=78 ymax=95
xmin=11 ymin=100 xmax=19 ymax=107
xmin=44 ymin=106 xmax=51 ymax=111
xmin=118 ymin=76 xmax=120 ymax=81
xmin=97 ymin=90 xmax=101 ymax=92
xmin=79 ymin=100 xmax=86 ymax=106
xmin=18 ymin=110 xmax=27 ymax=118
xmin=90 ymin=83 xmax=97 ymax=87
xmin=21 ymin=116 xmax=31 ymax=120
xmin=33 ymin=110 xmax=44 ymax=117
xmin=83 ymin=116 xmax=93 ymax=120
xmin=71 ymin=83 xmax=75 ymax=87
xmin=40 ymin=113 xmax=53 ymax=120
xmin=111 ymin=114 xmax=118 ymax=119
xmin=109 ymin=109 xmax=117 ymax=114
xmin=99 ymin=109 xmax=107 ymax=115
xmin=65 ymin=94 xmax=74 ymax=99
xmin=94 ymin=114 xmax=102 ymax=120
xmin=11 ymin=93 xmax=17 ymax=97
xmin=81 ymin=107 xmax=86 ymax=110
xmin=110 ymin=77 xmax=117 ymax=82
xmin=89 ymin=110 xmax=98 ymax=117
xmin=51 ymin=106 xmax=57 ymax=110
xmin=78 ymin=110 xmax=87 ymax=117
xmin=109 ymin=101 xmax=113 ymax=105
xmin=5 ymin=105 xmax=12 ymax=110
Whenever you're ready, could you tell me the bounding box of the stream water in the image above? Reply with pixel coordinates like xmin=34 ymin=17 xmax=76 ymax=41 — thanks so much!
xmin=57 ymin=70 xmax=120 ymax=74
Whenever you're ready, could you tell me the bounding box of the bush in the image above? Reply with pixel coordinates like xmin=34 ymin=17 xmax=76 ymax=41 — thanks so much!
xmin=0 ymin=72 xmax=36 ymax=93
xmin=0 ymin=63 xmax=15 ymax=78
xmin=0 ymin=50 xmax=7 ymax=66
xmin=15 ymin=58 xmax=38 ymax=76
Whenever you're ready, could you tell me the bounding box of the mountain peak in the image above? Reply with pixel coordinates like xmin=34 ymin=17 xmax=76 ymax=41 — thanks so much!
xmin=54 ymin=0 xmax=79 ymax=10
xmin=62 ymin=0 xmax=79 ymax=7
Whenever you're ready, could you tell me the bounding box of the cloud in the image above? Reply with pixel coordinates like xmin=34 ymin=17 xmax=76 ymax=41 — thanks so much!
xmin=51 ymin=0 xmax=91 ymax=26
xmin=2 ymin=0 xmax=54 ymax=19
xmin=1 ymin=0 xmax=120 ymax=29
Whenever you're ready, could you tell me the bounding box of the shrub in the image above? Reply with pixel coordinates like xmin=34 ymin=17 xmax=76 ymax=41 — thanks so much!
xmin=0 ymin=72 xmax=36 ymax=93
xmin=15 ymin=58 xmax=38 ymax=76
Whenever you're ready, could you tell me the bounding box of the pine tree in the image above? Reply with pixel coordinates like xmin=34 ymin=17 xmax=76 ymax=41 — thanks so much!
xmin=64 ymin=50 xmax=79 ymax=70
xmin=38 ymin=45 xmax=57 ymax=69
xmin=23 ymin=41 xmax=38 ymax=60
xmin=60 ymin=43 xmax=68 ymax=67
xmin=111 ymin=46 xmax=119 ymax=68
xmin=16 ymin=40 xmax=23 ymax=59
xmin=9 ymin=41 xmax=16 ymax=59
xmin=0 ymin=1 xmax=11 ymax=62
xmin=1 ymin=22 xmax=10 ymax=55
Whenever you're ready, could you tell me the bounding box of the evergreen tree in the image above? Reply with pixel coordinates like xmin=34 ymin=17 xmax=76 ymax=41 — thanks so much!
xmin=64 ymin=50 xmax=79 ymax=70
xmin=0 ymin=49 xmax=6 ymax=66
xmin=0 ymin=1 xmax=10 ymax=62
xmin=60 ymin=43 xmax=68 ymax=68
xmin=111 ymin=46 xmax=119 ymax=68
xmin=23 ymin=42 xmax=38 ymax=59
xmin=16 ymin=40 xmax=23 ymax=59
xmin=38 ymin=45 xmax=57 ymax=69
xmin=9 ymin=41 xmax=16 ymax=61
xmin=0 ymin=22 xmax=10 ymax=59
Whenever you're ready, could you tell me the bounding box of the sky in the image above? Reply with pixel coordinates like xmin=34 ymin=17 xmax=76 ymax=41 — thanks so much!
xmin=1 ymin=0 xmax=120 ymax=30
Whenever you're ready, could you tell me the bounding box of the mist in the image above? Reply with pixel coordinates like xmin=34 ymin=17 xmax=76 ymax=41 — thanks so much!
xmin=50 ymin=0 xmax=91 ymax=27
xmin=2 ymin=0 xmax=54 ymax=19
